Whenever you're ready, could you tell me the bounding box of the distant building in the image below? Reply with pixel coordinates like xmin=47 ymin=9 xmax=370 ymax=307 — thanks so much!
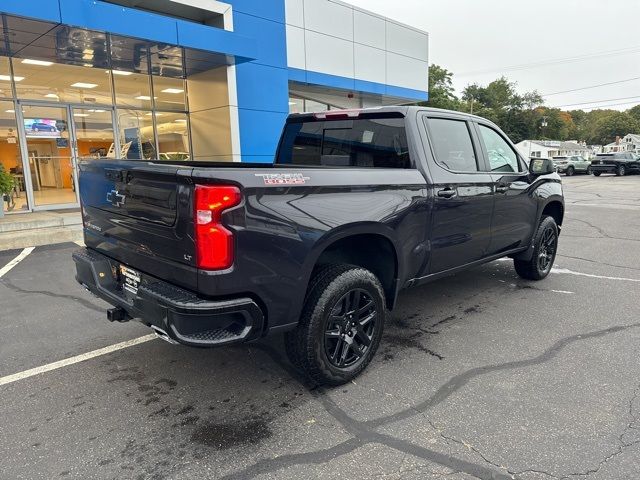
xmin=603 ymin=134 xmax=640 ymax=154
xmin=515 ymin=140 xmax=593 ymax=159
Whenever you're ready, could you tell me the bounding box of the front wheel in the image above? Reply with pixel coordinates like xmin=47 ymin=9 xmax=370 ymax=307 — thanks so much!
xmin=616 ymin=165 xmax=626 ymax=176
xmin=285 ymin=265 xmax=386 ymax=386
xmin=514 ymin=215 xmax=559 ymax=281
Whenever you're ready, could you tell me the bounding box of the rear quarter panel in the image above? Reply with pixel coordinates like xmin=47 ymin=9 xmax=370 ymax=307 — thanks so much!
xmin=193 ymin=167 xmax=429 ymax=330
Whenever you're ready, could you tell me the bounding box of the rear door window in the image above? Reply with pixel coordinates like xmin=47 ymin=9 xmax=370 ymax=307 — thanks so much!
xmin=425 ymin=118 xmax=478 ymax=172
xmin=277 ymin=116 xmax=411 ymax=168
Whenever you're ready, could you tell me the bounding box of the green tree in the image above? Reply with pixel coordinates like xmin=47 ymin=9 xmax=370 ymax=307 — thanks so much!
xmin=590 ymin=111 xmax=640 ymax=145
xmin=627 ymin=104 xmax=640 ymax=124
xmin=425 ymin=64 xmax=460 ymax=110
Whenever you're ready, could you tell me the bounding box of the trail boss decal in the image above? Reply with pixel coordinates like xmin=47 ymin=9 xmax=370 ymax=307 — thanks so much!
xmin=255 ymin=173 xmax=310 ymax=185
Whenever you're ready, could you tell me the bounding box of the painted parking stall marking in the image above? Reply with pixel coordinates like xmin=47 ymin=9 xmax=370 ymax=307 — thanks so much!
xmin=0 ymin=247 xmax=34 ymax=278
xmin=0 ymin=334 xmax=157 ymax=387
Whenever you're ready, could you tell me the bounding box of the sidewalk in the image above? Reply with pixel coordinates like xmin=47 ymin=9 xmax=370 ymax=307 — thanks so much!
xmin=0 ymin=210 xmax=83 ymax=251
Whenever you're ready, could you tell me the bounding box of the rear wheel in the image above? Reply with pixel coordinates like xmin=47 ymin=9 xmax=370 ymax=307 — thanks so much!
xmin=285 ymin=265 xmax=386 ymax=386
xmin=514 ymin=215 xmax=559 ymax=281
xmin=616 ymin=165 xmax=626 ymax=176
xmin=586 ymin=166 xmax=592 ymax=175
xmin=565 ymin=166 xmax=575 ymax=176
xmin=593 ymin=171 xmax=601 ymax=177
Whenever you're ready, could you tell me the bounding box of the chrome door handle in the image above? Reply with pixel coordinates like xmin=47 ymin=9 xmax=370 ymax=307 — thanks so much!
xmin=437 ymin=188 xmax=457 ymax=198
xmin=495 ymin=185 xmax=509 ymax=193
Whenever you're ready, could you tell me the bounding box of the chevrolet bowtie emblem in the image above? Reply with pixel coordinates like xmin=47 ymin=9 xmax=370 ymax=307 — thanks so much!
xmin=107 ymin=189 xmax=126 ymax=207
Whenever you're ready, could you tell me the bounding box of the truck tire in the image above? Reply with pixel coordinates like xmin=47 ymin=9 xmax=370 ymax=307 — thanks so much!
xmin=616 ymin=165 xmax=626 ymax=176
xmin=514 ymin=215 xmax=558 ymax=281
xmin=593 ymin=171 xmax=601 ymax=177
xmin=285 ymin=264 xmax=386 ymax=386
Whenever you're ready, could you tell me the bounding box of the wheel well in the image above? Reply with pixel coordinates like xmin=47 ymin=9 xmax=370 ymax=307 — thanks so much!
xmin=542 ymin=201 xmax=564 ymax=227
xmin=313 ymin=234 xmax=398 ymax=310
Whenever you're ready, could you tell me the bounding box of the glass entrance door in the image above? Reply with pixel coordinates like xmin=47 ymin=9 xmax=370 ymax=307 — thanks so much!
xmin=20 ymin=104 xmax=78 ymax=207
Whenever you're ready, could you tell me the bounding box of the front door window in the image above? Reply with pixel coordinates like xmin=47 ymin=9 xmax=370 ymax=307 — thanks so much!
xmin=21 ymin=105 xmax=77 ymax=207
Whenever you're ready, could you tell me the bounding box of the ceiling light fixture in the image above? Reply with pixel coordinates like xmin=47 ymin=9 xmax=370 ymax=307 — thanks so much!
xmin=135 ymin=95 xmax=152 ymax=100
xmin=5 ymin=109 xmax=15 ymax=113
xmin=22 ymin=59 xmax=54 ymax=66
xmin=161 ymin=88 xmax=184 ymax=94
xmin=174 ymin=119 xmax=187 ymax=123
xmin=111 ymin=70 xmax=134 ymax=76
xmin=44 ymin=93 xmax=59 ymax=98
xmin=74 ymin=113 xmax=90 ymax=117
xmin=0 ymin=75 xmax=24 ymax=82
xmin=71 ymin=82 xmax=98 ymax=89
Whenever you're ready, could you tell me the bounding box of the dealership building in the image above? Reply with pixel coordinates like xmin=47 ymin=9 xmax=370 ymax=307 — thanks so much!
xmin=0 ymin=0 xmax=429 ymax=214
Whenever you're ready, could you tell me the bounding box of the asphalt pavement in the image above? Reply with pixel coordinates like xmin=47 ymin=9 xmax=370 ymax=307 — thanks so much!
xmin=1 ymin=174 xmax=639 ymax=480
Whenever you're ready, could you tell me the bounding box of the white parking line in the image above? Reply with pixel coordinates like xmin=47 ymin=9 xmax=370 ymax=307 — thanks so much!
xmin=0 ymin=334 xmax=157 ymax=387
xmin=551 ymin=267 xmax=640 ymax=283
xmin=0 ymin=247 xmax=34 ymax=279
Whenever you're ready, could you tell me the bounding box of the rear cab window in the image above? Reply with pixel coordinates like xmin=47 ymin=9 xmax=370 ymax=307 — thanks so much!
xmin=276 ymin=114 xmax=412 ymax=168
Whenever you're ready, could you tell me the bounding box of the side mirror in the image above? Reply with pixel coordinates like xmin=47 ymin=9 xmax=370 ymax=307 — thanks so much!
xmin=529 ymin=158 xmax=555 ymax=176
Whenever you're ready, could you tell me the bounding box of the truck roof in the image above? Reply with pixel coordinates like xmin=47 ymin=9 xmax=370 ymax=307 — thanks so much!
xmin=287 ymin=106 xmax=488 ymax=123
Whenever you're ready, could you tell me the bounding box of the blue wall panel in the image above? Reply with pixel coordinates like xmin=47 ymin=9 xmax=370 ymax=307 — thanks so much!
xmin=226 ymin=0 xmax=288 ymax=162
xmin=0 ymin=0 xmax=61 ymax=23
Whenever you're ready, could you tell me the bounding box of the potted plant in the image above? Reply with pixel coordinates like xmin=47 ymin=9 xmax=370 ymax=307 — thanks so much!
xmin=0 ymin=165 xmax=15 ymax=218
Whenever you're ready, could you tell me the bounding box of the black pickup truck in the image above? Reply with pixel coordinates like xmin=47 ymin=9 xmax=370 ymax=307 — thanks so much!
xmin=73 ymin=107 xmax=564 ymax=385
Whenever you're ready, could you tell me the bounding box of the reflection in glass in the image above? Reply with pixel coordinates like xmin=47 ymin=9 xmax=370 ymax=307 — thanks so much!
xmin=0 ymin=100 xmax=27 ymax=213
xmin=21 ymin=105 xmax=77 ymax=206
xmin=117 ymin=110 xmax=156 ymax=160
xmin=156 ymin=112 xmax=190 ymax=160
xmin=0 ymin=57 xmax=12 ymax=99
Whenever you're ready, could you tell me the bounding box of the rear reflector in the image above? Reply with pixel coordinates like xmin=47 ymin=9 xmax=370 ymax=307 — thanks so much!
xmin=194 ymin=185 xmax=241 ymax=270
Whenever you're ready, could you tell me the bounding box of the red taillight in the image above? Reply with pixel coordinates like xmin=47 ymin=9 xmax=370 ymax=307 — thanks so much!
xmin=194 ymin=185 xmax=241 ymax=270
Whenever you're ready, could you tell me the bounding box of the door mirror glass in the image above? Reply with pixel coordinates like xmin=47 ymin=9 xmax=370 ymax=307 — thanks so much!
xmin=529 ymin=158 xmax=555 ymax=175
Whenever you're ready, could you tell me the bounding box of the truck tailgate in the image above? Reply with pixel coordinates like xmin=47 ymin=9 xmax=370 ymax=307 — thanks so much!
xmin=78 ymin=160 xmax=198 ymax=291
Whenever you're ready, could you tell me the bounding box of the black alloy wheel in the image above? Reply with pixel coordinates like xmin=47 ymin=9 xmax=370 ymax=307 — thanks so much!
xmin=617 ymin=165 xmax=626 ymax=176
xmin=324 ymin=288 xmax=377 ymax=368
xmin=537 ymin=226 xmax=558 ymax=274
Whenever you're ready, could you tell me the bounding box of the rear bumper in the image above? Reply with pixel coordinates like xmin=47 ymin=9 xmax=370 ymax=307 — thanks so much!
xmin=72 ymin=248 xmax=264 ymax=347
xmin=590 ymin=164 xmax=617 ymax=173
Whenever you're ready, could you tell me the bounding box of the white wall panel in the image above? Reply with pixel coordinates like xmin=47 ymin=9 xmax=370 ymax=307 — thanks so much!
xmin=354 ymin=44 xmax=385 ymax=84
xmin=353 ymin=10 xmax=385 ymax=50
xmin=286 ymin=25 xmax=306 ymax=69
xmin=285 ymin=0 xmax=304 ymax=27
xmin=303 ymin=0 xmax=353 ymax=41
xmin=305 ymin=30 xmax=354 ymax=77
xmin=386 ymin=21 xmax=428 ymax=61
xmin=386 ymin=52 xmax=428 ymax=91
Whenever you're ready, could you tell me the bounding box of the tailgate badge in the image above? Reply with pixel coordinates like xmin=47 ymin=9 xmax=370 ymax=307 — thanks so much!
xmin=107 ymin=189 xmax=126 ymax=207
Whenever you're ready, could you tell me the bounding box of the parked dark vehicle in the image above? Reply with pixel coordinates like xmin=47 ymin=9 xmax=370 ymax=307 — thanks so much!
xmin=73 ymin=107 xmax=564 ymax=385
xmin=590 ymin=152 xmax=640 ymax=176
xmin=552 ymin=155 xmax=592 ymax=176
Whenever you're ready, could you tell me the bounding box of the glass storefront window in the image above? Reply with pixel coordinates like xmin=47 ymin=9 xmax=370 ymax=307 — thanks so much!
xmin=114 ymin=72 xmax=153 ymax=109
xmin=156 ymin=112 xmax=190 ymax=160
xmin=0 ymin=57 xmax=12 ymax=99
xmin=72 ymin=108 xmax=116 ymax=160
xmin=289 ymin=97 xmax=304 ymax=114
xmin=153 ymin=76 xmax=186 ymax=111
xmin=0 ymin=100 xmax=27 ymax=213
xmin=13 ymin=60 xmax=113 ymax=105
xmin=117 ymin=109 xmax=156 ymax=160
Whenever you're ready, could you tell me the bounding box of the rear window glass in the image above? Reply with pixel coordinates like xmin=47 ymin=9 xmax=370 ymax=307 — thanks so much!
xmin=276 ymin=117 xmax=411 ymax=168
